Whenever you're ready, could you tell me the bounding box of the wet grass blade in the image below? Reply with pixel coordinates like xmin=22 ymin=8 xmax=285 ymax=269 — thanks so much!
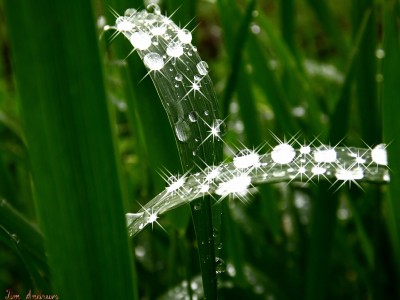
xmin=0 ymin=226 xmax=51 ymax=294
xmin=0 ymin=199 xmax=46 ymax=264
xmin=4 ymin=1 xmax=137 ymax=299
xmin=382 ymin=0 xmax=400 ymax=288
xmin=351 ymin=0 xmax=381 ymax=144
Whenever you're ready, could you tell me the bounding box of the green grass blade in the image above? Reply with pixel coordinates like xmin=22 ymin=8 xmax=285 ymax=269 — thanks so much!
xmin=382 ymin=0 xmax=400 ymax=289
xmin=4 ymin=1 xmax=137 ymax=299
xmin=0 ymin=226 xmax=52 ymax=294
xmin=0 ymin=199 xmax=46 ymax=264
xmin=219 ymin=0 xmax=257 ymax=119
xmin=305 ymin=0 xmax=348 ymax=56
xmin=352 ymin=0 xmax=381 ymax=144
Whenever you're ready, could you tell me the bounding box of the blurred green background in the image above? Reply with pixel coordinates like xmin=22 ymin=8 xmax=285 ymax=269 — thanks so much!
xmin=0 ymin=0 xmax=399 ymax=299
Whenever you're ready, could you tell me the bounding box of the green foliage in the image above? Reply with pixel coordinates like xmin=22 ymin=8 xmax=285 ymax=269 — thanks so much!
xmin=0 ymin=0 xmax=398 ymax=299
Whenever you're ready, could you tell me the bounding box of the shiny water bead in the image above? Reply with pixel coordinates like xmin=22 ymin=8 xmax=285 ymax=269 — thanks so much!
xmin=215 ymin=174 xmax=251 ymax=195
xmin=205 ymin=166 xmax=220 ymax=181
xmin=311 ymin=166 xmax=327 ymax=175
xmin=234 ymin=149 xmax=259 ymax=169
xmin=143 ymin=52 xmax=164 ymax=70
xmin=116 ymin=16 xmax=135 ymax=32
xmin=197 ymin=61 xmax=209 ymax=75
xmin=215 ymin=257 xmax=226 ymax=274
xmin=174 ymin=119 xmax=191 ymax=142
xmin=271 ymin=143 xmax=296 ymax=164
xmin=151 ymin=25 xmax=166 ymax=36
xmin=177 ymin=29 xmax=192 ymax=43
xmin=147 ymin=3 xmax=161 ymax=14
xmin=371 ymin=144 xmax=388 ymax=165
xmin=130 ymin=31 xmax=151 ymax=50
xmin=335 ymin=167 xmax=364 ymax=180
xmin=314 ymin=147 xmax=337 ymax=163
xmin=199 ymin=184 xmax=210 ymax=193
xmin=175 ymin=73 xmax=183 ymax=81
xmin=124 ymin=8 xmax=137 ymax=17
xmin=300 ymin=145 xmax=311 ymax=154
xmin=188 ymin=111 xmax=198 ymax=122
xmin=166 ymin=175 xmax=185 ymax=193
xmin=214 ymin=119 xmax=227 ymax=137
xmin=167 ymin=43 xmax=184 ymax=57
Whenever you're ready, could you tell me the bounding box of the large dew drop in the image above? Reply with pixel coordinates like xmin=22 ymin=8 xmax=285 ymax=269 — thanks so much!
xmin=314 ymin=147 xmax=337 ymax=163
xmin=214 ymin=119 xmax=227 ymax=137
xmin=215 ymin=257 xmax=226 ymax=274
xmin=197 ymin=61 xmax=209 ymax=75
xmin=116 ymin=16 xmax=135 ymax=32
xmin=371 ymin=144 xmax=388 ymax=165
xmin=234 ymin=149 xmax=259 ymax=169
xmin=175 ymin=120 xmax=191 ymax=142
xmin=143 ymin=52 xmax=164 ymax=70
xmin=335 ymin=167 xmax=364 ymax=180
xmin=167 ymin=43 xmax=184 ymax=57
xmin=177 ymin=29 xmax=192 ymax=43
xmin=216 ymin=174 xmax=251 ymax=195
xmin=271 ymin=143 xmax=296 ymax=164
xmin=130 ymin=32 xmax=151 ymax=50
xmin=189 ymin=111 xmax=198 ymax=122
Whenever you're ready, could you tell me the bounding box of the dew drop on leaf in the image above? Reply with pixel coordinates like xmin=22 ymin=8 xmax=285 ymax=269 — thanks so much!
xmin=197 ymin=61 xmax=209 ymax=75
xmin=174 ymin=120 xmax=191 ymax=142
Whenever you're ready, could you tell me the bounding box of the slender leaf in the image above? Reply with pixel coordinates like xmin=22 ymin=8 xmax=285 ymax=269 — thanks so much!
xmin=4 ymin=1 xmax=137 ymax=299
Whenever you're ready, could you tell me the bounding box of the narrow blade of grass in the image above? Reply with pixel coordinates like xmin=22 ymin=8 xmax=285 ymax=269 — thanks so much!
xmin=382 ymin=0 xmax=400 ymax=289
xmin=0 ymin=226 xmax=52 ymax=294
xmin=4 ymin=1 xmax=137 ymax=299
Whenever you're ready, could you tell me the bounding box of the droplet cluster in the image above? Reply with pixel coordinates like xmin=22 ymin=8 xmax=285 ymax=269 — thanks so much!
xmin=106 ymin=4 xmax=223 ymax=167
xmin=127 ymin=143 xmax=389 ymax=236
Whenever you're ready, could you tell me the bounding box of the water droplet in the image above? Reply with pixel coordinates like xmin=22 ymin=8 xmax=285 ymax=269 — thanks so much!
xmin=143 ymin=52 xmax=164 ymax=71
xmin=213 ymin=228 xmax=219 ymax=237
xmin=178 ymin=29 xmax=192 ymax=43
xmin=11 ymin=234 xmax=20 ymax=243
xmin=335 ymin=167 xmax=364 ymax=180
xmin=175 ymin=84 xmax=179 ymax=88
xmin=214 ymin=119 xmax=227 ymax=136
xmin=175 ymin=120 xmax=191 ymax=142
xmin=376 ymin=74 xmax=383 ymax=82
xmin=130 ymin=32 xmax=151 ymax=50
xmin=218 ymin=242 xmax=223 ymax=249
xmin=124 ymin=8 xmax=137 ymax=17
xmin=194 ymin=75 xmax=201 ymax=82
xmin=192 ymin=151 xmax=196 ymax=156
xmin=371 ymin=144 xmax=387 ymax=165
xmin=147 ymin=3 xmax=161 ymax=14
xmin=376 ymin=48 xmax=385 ymax=59
xmin=312 ymin=166 xmax=327 ymax=175
xmin=116 ymin=16 xmax=135 ymax=32
xmin=300 ymin=145 xmax=311 ymax=154
xmin=175 ymin=73 xmax=183 ymax=81
xmin=189 ymin=111 xmax=198 ymax=122
xmin=234 ymin=149 xmax=260 ymax=168
xmin=192 ymin=46 xmax=198 ymax=52
xmin=314 ymin=147 xmax=337 ymax=163
xmin=188 ymin=51 xmax=192 ymax=56
xmin=194 ymin=202 xmax=202 ymax=210
xmin=197 ymin=61 xmax=209 ymax=75
xmin=167 ymin=42 xmax=184 ymax=57
xmin=195 ymin=138 xmax=200 ymax=142
xmin=204 ymin=110 xmax=209 ymax=116
xmin=151 ymin=38 xmax=159 ymax=45
xmin=151 ymin=26 xmax=166 ymax=36
xmin=215 ymin=257 xmax=226 ymax=274
xmin=271 ymin=143 xmax=296 ymax=164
